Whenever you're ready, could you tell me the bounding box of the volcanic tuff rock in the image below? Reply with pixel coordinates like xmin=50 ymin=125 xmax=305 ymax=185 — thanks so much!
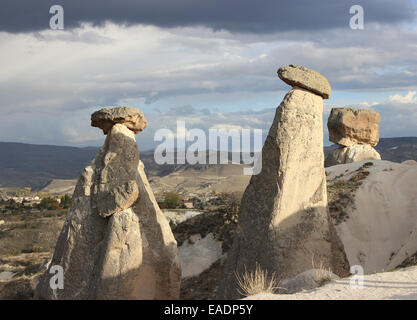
xmin=325 ymin=145 xmax=381 ymax=167
xmin=278 ymin=64 xmax=332 ymax=99
xmin=0 ymin=191 xmax=8 ymax=202
xmin=218 ymin=66 xmax=348 ymax=300
xmin=326 ymin=160 xmax=417 ymax=274
xmin=278 ymin=269 xmax=340 ymax=294
xmin=35 ymin=108 xmax=180 ymax=300
xmin=91 ymin=106 xmax=147 ymax=134
xmin=91 ymin=124 xmax=140 ymax=218
xmin=328 ymin=108 xmax=380 ymax=147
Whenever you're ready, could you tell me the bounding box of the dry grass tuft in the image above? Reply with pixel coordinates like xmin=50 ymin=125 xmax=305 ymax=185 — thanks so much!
xmin=311 ymin=254 xmax=334 ymax=286
xmin=235 ymin=263 xmax=280 ymax=297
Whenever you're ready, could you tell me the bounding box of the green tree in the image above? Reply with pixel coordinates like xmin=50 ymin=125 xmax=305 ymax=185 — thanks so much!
xmin=39 ymin=197 xmax=60 ymax=210
xmin=164 ymin=192 xmax=180 ymax=209
xmin=60 ymin=194 xmax=72 ymax=208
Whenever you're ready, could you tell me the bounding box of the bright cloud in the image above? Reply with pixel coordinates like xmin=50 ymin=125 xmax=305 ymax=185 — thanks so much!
xmin=389 ymin=91 xmax=417 ymax=104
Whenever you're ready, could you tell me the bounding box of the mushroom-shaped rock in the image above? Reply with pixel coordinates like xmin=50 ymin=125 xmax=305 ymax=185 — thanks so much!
xmin=278 ymin=64 xmax=331 ymax=99
xmin=218 ymin=85 xmax=349 ymax=299
xmin=91 ymin=106 xmax=148 ymax=134
xmin=35 ymin=108 xmax=180 ymax=300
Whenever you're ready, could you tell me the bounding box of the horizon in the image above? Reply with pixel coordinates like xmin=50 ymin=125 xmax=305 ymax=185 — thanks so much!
xmin=1 ymin=135 xmax=417 ymax=151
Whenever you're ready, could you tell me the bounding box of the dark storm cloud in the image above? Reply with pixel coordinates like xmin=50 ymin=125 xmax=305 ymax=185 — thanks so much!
xmin=1 ymin=0 xmax=415 ymax=33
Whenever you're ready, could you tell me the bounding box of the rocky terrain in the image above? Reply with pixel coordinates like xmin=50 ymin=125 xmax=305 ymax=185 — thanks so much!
xmin=175 ymin=159 xmax=417 ymax=299
xmin=0 ymin=65 xmax=416 ymax=301
xmin=1 ymin=159 xmax=417 ymax=299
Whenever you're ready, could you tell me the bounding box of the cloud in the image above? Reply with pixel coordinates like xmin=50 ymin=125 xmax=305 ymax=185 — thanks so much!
xmin=210 ymin=124 xmax=244 ymax=131
xmin=388 ymin=91 xmax=417 ymax=104
xmin=2 ymin=21 xmax=417 ymax=118
xmin=0 ymin=4 xmax=417 ymax=147
xmin=1 ymin=0 xmax=415 ymax=33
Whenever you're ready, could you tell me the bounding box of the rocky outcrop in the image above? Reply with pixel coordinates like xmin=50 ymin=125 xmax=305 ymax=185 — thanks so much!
xmin=325 ymin=108 xmax=381 ymax=167
xmin=91 ymin=107 xmax=147 ymax=134
xmin=0 ymin=191 xmax=8 ymax=202
xmin=402 ymin=160 xmax=417 ymax=166
xmin=326 ymin=160 xmax=417 ymax=274
xmin=278 ymin=64 xmax=331 ymax=99
xmin=328 ymin=108 xmax=380 ymax=147
xmin=325 ymin=144 xmax=381 ymax=167
xmin=279 ymin=269 xmax=339 ymax=294
xmin=218 ymin=66 xmax=348 ymax=300
xmin=35 ymin=107 xmax=180 ymax=300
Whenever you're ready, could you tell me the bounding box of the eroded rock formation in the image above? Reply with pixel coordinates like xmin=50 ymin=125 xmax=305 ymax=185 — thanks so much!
xmin=218 ymin=65 xmax=348 ymax=299
xmin=35 ymin=107 xmax=180 ymax=300
xmin=325 ymin=108 xmax=381 ymax=167
xmin=91 ymin=106 xmax=148 ymax=134
xmin=325 ymin=144 xmax=381 ymax=166
xmin=278 ymin=64 xmax=331 ymax=99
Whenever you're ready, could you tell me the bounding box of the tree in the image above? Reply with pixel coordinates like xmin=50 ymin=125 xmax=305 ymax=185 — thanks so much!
xmin=39 ymin=197 xmax=60 ymax=210
xmin=164 ymin=192 xmax=180 ymax=209
xmin=60 ymin=195 xmax=72 ymax=208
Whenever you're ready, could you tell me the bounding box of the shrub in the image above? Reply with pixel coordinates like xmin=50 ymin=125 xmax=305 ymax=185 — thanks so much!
xmin=164 ymin=192 xmax=180 ymax=209
xmin=235 ymin=263 xmax=279 ymax=297
xmin=39 ymin=197 xmax=60 ymax=210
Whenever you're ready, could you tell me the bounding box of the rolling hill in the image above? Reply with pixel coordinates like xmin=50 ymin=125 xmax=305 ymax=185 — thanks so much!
xmin=0 ymin=137 xmax=416 ymax=190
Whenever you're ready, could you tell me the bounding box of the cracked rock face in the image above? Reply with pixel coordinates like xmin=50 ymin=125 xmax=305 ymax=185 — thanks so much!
xmin=91 ymin=106 xmax=148 ymax=134
xmin=35 ymin=108 xmax=180 ymax=300
xmin=91 ymin=124 xmax=140 ymax=218
xmin=328 ymin=108 xmax=380 ymax=147
xmin=218 ymin=75 xmax=348 ymax=299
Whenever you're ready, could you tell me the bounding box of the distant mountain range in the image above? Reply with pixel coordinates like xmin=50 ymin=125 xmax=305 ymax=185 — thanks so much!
xmin=0 ymin=137 xmax=416 ymax=189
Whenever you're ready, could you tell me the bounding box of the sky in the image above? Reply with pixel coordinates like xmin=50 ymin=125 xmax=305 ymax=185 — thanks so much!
xmin=0 ymin=0 xmax=417 ymax=150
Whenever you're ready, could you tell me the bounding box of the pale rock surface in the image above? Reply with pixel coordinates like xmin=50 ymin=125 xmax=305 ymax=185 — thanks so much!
xmin=0 ymin=191 xmax=8 ymax=202
xmin=91 ymin=124 xmax=140 ymax=218
xmin=326 ymin=160 xmax=417 ymax=274
xmin=328 ymin=108 xmax=380 ymax=147
xmin=279 ymin=269 xmax=339 ymax=294
xmin=178 ymin=233 xmax=224 ymax=279
xmin=325 ymin=144 xmax=381 ymax=167
xmin=91 ymin=106 xmax=147 ymax=134
xmin=35 ymin=110 xmax=180 ymax=300
xmin=218 ymin=86 xmax=348 ymax=299
xmin=0 ymin=271 xmax=15 ymax=281
xmin=164 ymin=210 xmax=203 ymax=226
xmin=246 ymin=266 xmax=417 ymax=300
xmin=278 ymin=64 xmax=331 ymax=99
xmin=402 ymin=160 xmax=417 ymax=166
